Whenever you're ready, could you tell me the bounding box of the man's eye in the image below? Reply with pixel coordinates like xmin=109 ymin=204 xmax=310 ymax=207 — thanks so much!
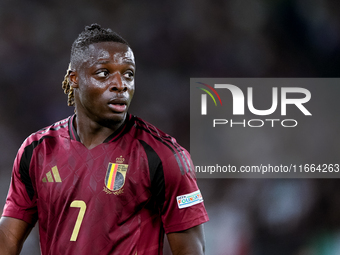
xmin=97 ymin=71 xmax=108 ymax=77
xmin=124 ymin=71 xmax=134 ymax=79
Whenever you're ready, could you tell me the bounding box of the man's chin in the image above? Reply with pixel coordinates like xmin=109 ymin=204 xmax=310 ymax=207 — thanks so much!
xmin=98 ymin=112 xmax=127 ymax=128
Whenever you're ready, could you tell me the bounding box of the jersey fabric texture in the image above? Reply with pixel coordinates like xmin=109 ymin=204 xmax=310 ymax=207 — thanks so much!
xmin=3 ymin=114 xmax=208 ymax=255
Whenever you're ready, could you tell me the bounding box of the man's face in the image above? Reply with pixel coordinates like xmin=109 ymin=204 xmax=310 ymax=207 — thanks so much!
xmin=70 ymin=42 xmax=135 ymax=127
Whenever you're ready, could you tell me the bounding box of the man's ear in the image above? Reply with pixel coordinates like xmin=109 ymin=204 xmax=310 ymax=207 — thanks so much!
xmin=69 ymin=71 xmax=79 ymax=88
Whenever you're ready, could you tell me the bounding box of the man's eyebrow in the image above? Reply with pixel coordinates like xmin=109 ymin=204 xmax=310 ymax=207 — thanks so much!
xmin=123 ymin=59 xmax=136 ymax=66
xmin=94 ymin=59 xmax=135 ymax=66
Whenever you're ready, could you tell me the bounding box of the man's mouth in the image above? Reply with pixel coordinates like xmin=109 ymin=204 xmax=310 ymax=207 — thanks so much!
xmin=108 ymin=99 xmax=128 ymax=113
xmin=108 ymin=103 xmax=127 ymax=113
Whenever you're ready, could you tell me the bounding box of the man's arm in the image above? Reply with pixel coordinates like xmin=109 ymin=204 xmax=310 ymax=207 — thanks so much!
xmin=167 ymin=224 xmax=206 ymax=255
xmin=0 ymin=216 xmax=32 ymax=255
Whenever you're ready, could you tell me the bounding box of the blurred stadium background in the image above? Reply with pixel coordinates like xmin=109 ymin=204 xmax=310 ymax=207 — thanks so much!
xmin=1 ymin=0 xmax=340 ymax=254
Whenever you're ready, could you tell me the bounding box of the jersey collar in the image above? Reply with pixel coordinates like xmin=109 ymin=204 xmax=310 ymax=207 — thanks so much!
xmin=68 ymin=114 xmax=133 ymax=143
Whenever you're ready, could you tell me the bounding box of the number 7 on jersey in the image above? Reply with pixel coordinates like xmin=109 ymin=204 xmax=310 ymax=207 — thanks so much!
xmin=70 ymin=200 xmax=87 ymax=241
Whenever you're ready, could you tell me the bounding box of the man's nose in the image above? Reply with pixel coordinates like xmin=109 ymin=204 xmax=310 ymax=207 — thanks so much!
xmin=109 ymin=72 xmax=127 ymax=92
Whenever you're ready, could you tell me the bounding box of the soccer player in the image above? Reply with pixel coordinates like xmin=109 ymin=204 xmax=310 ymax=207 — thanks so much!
xmin=0 ymin=24 xmax=208 ymax=255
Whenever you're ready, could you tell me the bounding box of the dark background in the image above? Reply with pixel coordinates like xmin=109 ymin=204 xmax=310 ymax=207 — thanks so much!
xmin=1 ymin=0 xmax=340 ymax=254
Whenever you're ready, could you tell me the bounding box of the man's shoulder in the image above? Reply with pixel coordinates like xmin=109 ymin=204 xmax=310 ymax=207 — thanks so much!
xmin=22 ymin=116 xmax=71 ymax=147
xmin=131 ymin=115 xmax=179 ymax=146
xmin=130 ymin=115 xmax=189 ymax=158
xmin=132 ymin=115 xmax=170 ymax=137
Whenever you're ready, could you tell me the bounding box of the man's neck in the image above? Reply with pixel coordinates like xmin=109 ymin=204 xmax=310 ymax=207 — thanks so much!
xmin=73 ymin=114 xmax=125 ymax=149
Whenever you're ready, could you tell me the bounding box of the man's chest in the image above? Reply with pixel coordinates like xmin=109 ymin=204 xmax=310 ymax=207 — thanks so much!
xmin=30 ymin=139 xmax=152 ymax=217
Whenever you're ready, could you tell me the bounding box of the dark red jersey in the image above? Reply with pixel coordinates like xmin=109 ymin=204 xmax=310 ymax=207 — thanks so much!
xmin=2 ymin=114 xmax=208 ymax=255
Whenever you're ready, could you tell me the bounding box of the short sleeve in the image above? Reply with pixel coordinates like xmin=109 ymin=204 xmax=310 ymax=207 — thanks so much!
xmin=160 ymin=149 xmax=209 ymax=234
xmin=2 ymin=142 xmax=38 ymax=225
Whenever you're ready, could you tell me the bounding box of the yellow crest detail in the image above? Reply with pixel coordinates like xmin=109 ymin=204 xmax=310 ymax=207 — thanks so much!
xmin=104 ymin=163 xmax=128 ymax=191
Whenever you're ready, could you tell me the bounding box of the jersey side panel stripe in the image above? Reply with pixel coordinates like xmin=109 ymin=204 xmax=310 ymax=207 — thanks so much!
xmin=138 ymin=139 xmax=165 ymax=208
xmin=135 ymin=118 xmax=192 ymax=173
xmin=19 ymin=136 xmax=53 ymax=200
xmin=134 ymin=119 xmax=190 ymax=175
xmin=153 ymin=133 xmax=193 ymax=174
xmin=19 ymin=121 xmax=69 ymax=200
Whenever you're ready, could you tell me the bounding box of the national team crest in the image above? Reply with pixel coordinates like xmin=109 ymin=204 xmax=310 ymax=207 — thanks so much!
xmin=104 ymin=162 xmax=128 ymax=191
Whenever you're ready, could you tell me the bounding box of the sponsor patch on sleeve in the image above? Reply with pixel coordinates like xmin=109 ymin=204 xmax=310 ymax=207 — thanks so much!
xmin=176 ymin=190 xmax=203 ymax=209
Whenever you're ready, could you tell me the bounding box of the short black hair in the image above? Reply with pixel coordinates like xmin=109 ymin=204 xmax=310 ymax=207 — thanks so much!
xmin=62 ymin=24 xmax=130 ymax=107
xmin=70 ymin=23 xmax=129 ymax=68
